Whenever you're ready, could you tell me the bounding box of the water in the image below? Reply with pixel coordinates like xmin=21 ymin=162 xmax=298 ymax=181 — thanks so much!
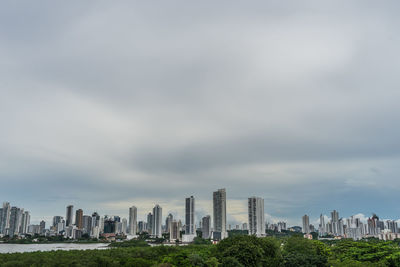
xmin=0 ymin=243 xmax=109 ymax=253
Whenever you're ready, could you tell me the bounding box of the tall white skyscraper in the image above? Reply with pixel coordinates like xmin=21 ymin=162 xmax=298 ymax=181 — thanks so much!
xmin=152 ymin=204 xmax=162 ymax=238
xmin=185 ymin=196 xmax=195 ymax=235
xmin=319 ymin=214 xmax=325 ymax=236
xmin=248 ymin=196 xmax=265 ymax=237
xmin=331 ymin=210 xmax=339 ymax=236
xmin=122 ymin=218 xmax=128 ymax=234
xmin=302 ymin=214 xmax=310 ymax=234
xmin=166 ymin=213 xmax=173 ymax=233
xmin=66 ymin=205 xmax=74 ymax=227
xmin=213 ymin=188 xmax=227 ymax=239
xmin=20 ymin=211 xmax=30 ymax=234
xmin=128 ymin=206 xmax=137 ymax=235
xmin=202 ymin=215 xmax=211 ymax=239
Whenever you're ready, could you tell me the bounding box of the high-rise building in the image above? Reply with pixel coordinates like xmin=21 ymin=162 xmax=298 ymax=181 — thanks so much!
xmin=66 ymin=205 xmax=74 ymax=227
xmin=20 ymin=211 xmax=30 ymax=234
xmin=39 ymin=220 xmax=46 ymax=234
xmin=91 ymin=212 xmax=100 ymax=237
xmin=0 ymin=202 xmax=11 ymax=235
xmin=75 ymin=209 xmax=83 ymax=229
xmin=331 ymin=210 xmax=339 ymax=236
xmin=166 ymin=213 xmax=173 ymax=233
xmin=122 ymin=218 xmax=127 ymax=234
xmin=103 ymin=218 xmax=116 ymax=233
xmin=248 ymin=196 xmax=265 ymax=237
xmin=170 ymin=220 xmax=181 ymax=242
xmin=152 ymin=205 xmax=162 ymax=238
xmin=202 ymin=215 xmax=211 ymax=239
xmin=319 ymin=214 xmax=326 ymax=236
xmin=9 ymin=206 xmax=22 ymax=237
xmin=53 ymin=216 xmax=63 ymax=227
xmin=185 ymin=196 xmax=195 ymax=235
xmin=213 ymin=188 xmax=227 ymax=239
xmin=147 ymin=212 xmax=153 ymax=234
xmin=82 ymin=215 xmax=92 ymax=234
xmin=128 ymin=206 xmax=137 ymax=235
xmin=302 ymin=214 xmax=310 ymax=234
xmin=138 ymin=221 xmax=147 ymax=233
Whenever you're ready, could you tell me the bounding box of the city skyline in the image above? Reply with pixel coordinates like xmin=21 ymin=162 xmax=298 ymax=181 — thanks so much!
xmin=1 ymin=1 xmax=400 ymax=226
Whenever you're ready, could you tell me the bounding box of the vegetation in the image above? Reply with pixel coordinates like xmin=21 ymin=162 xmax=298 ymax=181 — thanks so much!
xmin=0 ymin=234 xmax=102 ymax=244
xmin=2 ymin=235 xmax=400 ymax=266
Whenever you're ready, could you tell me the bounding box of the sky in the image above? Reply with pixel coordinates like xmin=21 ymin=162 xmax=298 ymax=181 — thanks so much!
xmin=1 ymin=1 xmax=400 ymax=227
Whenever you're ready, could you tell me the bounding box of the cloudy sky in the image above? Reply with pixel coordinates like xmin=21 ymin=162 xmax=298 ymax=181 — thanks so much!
xmin=1 ymin=1 xmax=400 ymax=226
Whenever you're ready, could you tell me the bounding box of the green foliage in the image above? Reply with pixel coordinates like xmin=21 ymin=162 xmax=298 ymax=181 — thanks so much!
xmin=109 ymin=239 xmax=149 ymax=247
xmin=282 ymin=236 xmax=329 ymax=267
xmin=1 ymin=235 xmax=400 ymax=267
xmin=215 ymin=235 xmax=282 ymax=267
xmin=193 ymin=237 xmax=212 ymax=245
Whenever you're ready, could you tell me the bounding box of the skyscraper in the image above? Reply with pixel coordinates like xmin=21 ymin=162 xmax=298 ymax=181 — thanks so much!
xmin=147 ymin=212 xmax=153 ymax=234
xmin=128 ymin=206 xmax=137 ymax=235
xmin=53 ymin=216 xmax=63 ymax=227
xmin=0 ymin=202 xmax=11 ymax=235
xmin=319 ymin=214 xmax=325 ymax=236
xmin=248 ymin=196 xmax=265 ymax=236
xmin=66 ymin=205 xmax=74 ymax=227
xmin=331 ymin=210 xmax=339 ymax=235
xmin=170 ymin=220 xmax=181 ymax=242
xmin=213 ymin=188 xmax=227 ymax=239
xmin=82 ymin=215 xmax=92 ymax=234
xmin=20 ymin=211 xmax=30 ymax=234
xmin=202 ymin=215 xmax=211 ymax=239
xmin=39 ymin=220 xmax=46 ymax=234
xmin=122 ymin=218 xmax=127 ymax=234
xmin=302 ymin=214 xmax=310 ymax=234
xmin=185 ymin=196 xmax=195 ymax=235
xmin=75 ymin=209 xmax=83 ymax=229
xmin=9 ymin=206 xmax=22 ymax=237
xmin=152 ymin=204 xmax=162 ymax=238
xmin=166 ymin=213 xmax=173 ymax=233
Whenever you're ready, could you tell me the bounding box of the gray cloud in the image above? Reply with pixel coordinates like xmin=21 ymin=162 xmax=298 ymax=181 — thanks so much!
xmin=1 ymin=0 xmax=400 ymax=225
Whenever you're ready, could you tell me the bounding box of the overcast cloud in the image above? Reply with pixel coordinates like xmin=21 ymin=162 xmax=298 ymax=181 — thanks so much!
xmin=1 ymin=1 xmax=400 ymax=226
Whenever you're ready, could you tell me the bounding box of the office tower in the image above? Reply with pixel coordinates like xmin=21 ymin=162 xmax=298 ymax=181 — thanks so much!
xmin=331 ymin=210 xmax=339 ymax=235
xmin=147 ymin=212 xmax=153 ymax=234
xmin=319 ymin=214 xmax=325 ymax=236
xmin=75 ymin=209 xmax=83 ymax=229
xmin=302 ymin=214 xmax=310 ymax=234
xmin=152 ymin=205 xmax=162 ymax=238
xmin=9 ymin=206 xmax=21 ymax=237
xmin=82 ymin=215 xmax=92 ymax=234
xmin=128 ymin=206 xmax=137 ymax=235
xmin=202 ymin=215 xmax=211 ymax=239
xmin=20 ymin=211 xmax=30 ymax=234
xmin=170 ymin=220 xmax=181 ymax=242
xmin=277 ymin=222 xmax=287 ymax=232
xmin=242 ymin=222 xmax=248 ymax=231
xmin=121 ymin=218 xmax=127 ymax=234
xmin=166 ymin=213 xmax=173 ymax=233
xmin=66 ymin=205 xmax=74 ymax=227
xmin=138 ymin=221 xmax=147 ymax=233
xmin=53 ymin=216 xmax=63 ymax=227
xmin=103 ymin=218 xmax=116 ymax=233
xmin=185 ymin=196 xmax=195 ymax=235
xmin=39 ymin=220 xmax=46 ymax=233
xmin=248 ymin=196 xmax=265 ymax=237
xmin=0 ymin=202 xmax=11 ymax=235
xmin=213 ymin=188 xmax=227 ymax=239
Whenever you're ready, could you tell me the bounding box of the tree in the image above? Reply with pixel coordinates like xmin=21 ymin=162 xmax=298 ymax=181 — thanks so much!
xmin=215 ymin=235 xmax=281 ymax=267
